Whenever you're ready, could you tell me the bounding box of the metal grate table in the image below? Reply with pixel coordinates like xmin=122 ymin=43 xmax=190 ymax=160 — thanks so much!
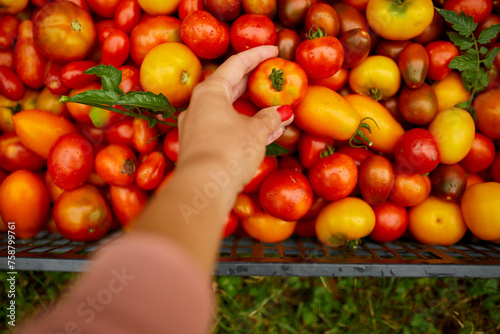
xmin=1 ymin=231 xmax=500 ymax=277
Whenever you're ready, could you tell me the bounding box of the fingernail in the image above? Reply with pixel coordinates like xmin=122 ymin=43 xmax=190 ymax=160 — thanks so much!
xmin=277 ymin=105 xmax=293 ymax=122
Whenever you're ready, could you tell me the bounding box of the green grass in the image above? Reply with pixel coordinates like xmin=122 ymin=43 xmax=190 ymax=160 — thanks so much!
xmin=1 ymin=272 xmax=499 ymax=333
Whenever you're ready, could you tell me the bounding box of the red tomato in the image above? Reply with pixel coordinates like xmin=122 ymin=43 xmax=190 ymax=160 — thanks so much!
xmin=394 ymin=128 xmax=441 ymax=175
xmin=0 ymin=65 xmax=25 ymax=101
xmin=178 ymin=0 xmax=204 ymax=21
xmin=135 ymin=151 xmax=166 ymax=190
xmin=335 ymin=145 xmax=374 ymax=167
xmin=491 ymin=152 xmax=500 ymax=182
xmin=109 ymin=183 xmax=148 ymax=228
xmin=222 ymin=211 xmax=239 ymax=238
xmin=295 ymin=28 xmax=344 ymax=79
xmin=48 ymin=133 xmax=94 ymax=191
xmin=425 ymin=41 xmax=459 ymax=81
xmin=278 ymin=155 xmax=304 ymax=173
xmin=294 ymin=218 xmax=316 ymax=237
xmin=248 ymin=57 xmax=308 ymax=108
xmin=232 ymin=192 xmax=257 ymax=219
xmin=118 ymin=65 xmax=141 ymax=93
xmin=53 ymin=184 xmax=112 ymax=242
xmin=369 ymin=201 xmax=408 ymax=243
xmin=0 ymin=15 xmax=19 ymax=50
xmin=104 ymin=118 xmax=134 ymax=146
xmin=0 ymin=132 xmax=46 ymax=172
xmin=259 ymin=169 xmax=313 ymax=221
xmin=472 ymin=89 xmax=500 ymax=139
xmin=459 ymin=132 xmax=496 ymax=173
xmin=243 ymin=155 xmax=278 ymax=193
xmin=230 ymin=14 xmax=277 ymax=53
xmin=181 ymin=11 xmax=230 ymax=59
xmin=390 ymin=172 xmax=431 ymax=207
xmin=61 ymin=60 xmax=98 ymax=89
xmin=297 ymin=132 xmax=334 ymax=169
xmin=101 ymin=30 xmax=130 ymax=68
xmin=15 ymin=20 xmax=45 ymax=90
xmin=340 ymin=28 xmax=371 ymax=68
xmin=130 ymin=15 xmax=182 ymax=65
xmin=95 ymin=144 xmax=138 ymax=186
xmin=33 ymin=2 xmax=96 ymax=62
xmin=43 ymin=61 xmax=69 ymax=95
xmin=87 ymin=0 xmax=121 ymax=18
xmin=276 ymin=28 xmax=301 ymax=61
xmin=274 ymin=123 xmax=302 ymax=152
xmin=444 ymin=0 xmax=492 ymax=23
xmin=114 ymin=0 xmax=142 ymax=34
xmin=132 ymin=118 xmax=157 ymax=154
xmin=0 ymin=170 xmax=50 ymax=239
xmin=233 ymin=96 xmax=258 ymax=117
xmin=430 ymin=163 xmax=467 ymax=201
xmin=359 ymin=155 xmax=394 ymax=205
xmin=0 ymin=49 xmax=14 ymax=69
xmin=304 ymin=3 xmax=340 ymax=37
xmin=163 ymin=127 xmax=179 ymax=162
xmin=309 ymin=153 xmax=358 ymax=201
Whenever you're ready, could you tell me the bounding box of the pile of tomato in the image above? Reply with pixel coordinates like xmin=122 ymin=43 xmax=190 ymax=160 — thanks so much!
xmin=0 ymin=0 xmax=499 ymax=248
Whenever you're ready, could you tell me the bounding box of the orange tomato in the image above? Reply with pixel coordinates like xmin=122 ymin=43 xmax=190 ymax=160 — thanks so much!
xmin=12 ymin=110 xmax=77 ymax=158
xmin=409 ymin=196 xmax=467 ymax=245
xmin=35 ymin=86 xmax=68 ymax=116
xmin=461 ymin=182 xmax=500 ymax=241
xmin=140 ymin=42 xmax=201 ymax=107
xmin=390 ymin=173 xmax=431 ymax=207
xmin=242 ymin=211 xmax=296 ymax=243
xmin=316 ymin=197 xmax=375 ymax=247
xmin=66 ymin=82 xmax=100 ymax=124
xmin=344 ymin=94 xmax=404 ymax=154
xmin=432 ymin=71 xmax=470 ymax=111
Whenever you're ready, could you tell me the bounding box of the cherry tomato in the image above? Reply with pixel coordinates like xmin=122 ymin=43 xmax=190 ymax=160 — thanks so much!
xmin=33 ymin=2 xmax=96 ymax=62
xmin=0 ymin=15 xmax=19 ymax=50
xmin=459 ymin=132 xmax=496 ymax=173
xmin=278 ymin=155 xmax=304 ymax=173
xmin=425 ymin=41 xmax=459 ymax=81
xmin=243 ymin=156 xmax=278 ymax=193
xmin=462 ymin=182 xmax=500 ymax=240
xmin=61 ymin=60 xmax=98 ymax=89
xmin=278 ymin=0 xmax=317 ymax=28
xmin=0 ymin=133 xmax=46 ymax=172
xmin=276 ymin=28 xmax=301 ymax=61
xmin=0 ymin=170 xmax=50 ymax=239
xmin=241 ymin=0 xmax=276 ymax=19
xmin=87 ymin=0 xmax=120 ymax=18
xmin=297 ymin=132 xmax=334 ymax=169
xmin=340 ymin=28 xmax=371 ymax=68
xmin=359 ymin=155 xmax=394 ymax=205
xmin=309 ymin=153 xmax=357 ymax=201
xmin=53 ymin=184 xmax=112 ymax=242
xmin=444 ymin=0 xmax=493 ymax=24
xmin=233 ymin=96 xmax=259 ymax=117
xmin=95 ymin=144 xmax=138 ymax=186
xmin=101 ymin=30 xmax=130 ymax=68
xmin=308 ymin=67 xmax=348 ymax=91
xmin=409 ymin=196 xmax=467 ymax=245
xmin=390 ymin=172 xmax=431 ymax=207
xmin=0 ymin=65 xmax=25 ymax=101
xmin=118 ymin=65 xmax=141 ymax=93
xmin=335 ymin=145 xmax=374 ymax=167
xmin=248 ymin=57 xmax=308 ymax=108
xmin=304 ymin=3 xmax=340 ymax=37
xmin=394 ymin=128 xmax=440 ymax=175
xmin=130 ymin=16 xmax=182 ymax=65
xmin=472 ymin=88 xmax=500 ymax=139
xmin=295 ymin=28 xmax=343 ymax=79
xmin=369 ymin=201 xmax=408 ymax=243
xmin=259 ymin=169 xmax=313 ymax=221
xmin=242 ymin=210 xmax=297 ymax=242
xmin=114 ymin=0 xmax=142 ymax=34
xmin=398 ymin=43 xmax=428 ymax=89
xmin=181 ymin=11 xmax=230 ymax=59
xmin=398 ymin=84 xmax=438 ymax=125
xmin=316 ymin=197 xmax=375 ymax=247
xmin=178 ymin=0 xmax=204 ymax=21
xmin=222 ymin=211 xmax=239 ymax=239
xmin=163 ymin=127 xmax=179 ymax=162
xmin=230 ymin=14 xmax=277 ymax=53
xmin=109 ymin=183 xmax=148 ymax=229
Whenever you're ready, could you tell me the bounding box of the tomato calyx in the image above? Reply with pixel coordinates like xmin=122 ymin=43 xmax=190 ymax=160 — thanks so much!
xmin=269 ymin=68 xmax=284 ymax=92
xmin=70 ymin=19 xmax=82 ymax=32
xmin=368 ymin=88 xmax=382 ymax=101
xmin=5 ymin=103 xmax=22 ymax=115
xmin=390 ymin=0 xmax=406 ymax=5
xmin=349 ymin=117 xmax=379 ymax=149
xmin=308 ymin=26 xmax=327 ymax=40
xmin=121 ymin=158 xmax=136 ymax=176
xmin=319 ymin=143 xmax=335 ymax=158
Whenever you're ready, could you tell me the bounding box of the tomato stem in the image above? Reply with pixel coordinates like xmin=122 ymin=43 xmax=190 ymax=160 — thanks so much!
xmin=269 ymin=68 xmax=284 ymax=92
xmin=308 ymin=26 xmax=327 ymax=40
xmin=180 ymin=71 xmax=189 ymax=85
xmin=319 ymin=144 xmax=335 ymax=158
xmin=368 ymin=88 xmax=382 ymax=101
xmin=349 ymin=117 xmax=380 ymax=149
xmin=70 ymin=19 xmax=82 ymax=32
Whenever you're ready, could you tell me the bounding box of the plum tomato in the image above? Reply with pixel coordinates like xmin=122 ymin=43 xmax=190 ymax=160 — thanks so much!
xmin=309 ymin=153 xmax=358 ymax=201
xmin=358 ymin=155 xmax=394 ymax=205
xmin=398 ymin=43 xmax=429 ymax=89
xmin=332 ymin=2 xmax=369 ymax=35
xmin=181 ymin=11 xmax=230 ymax=60
xmin=394 ymin=128 xmax=440 ymax=175
xmin=15 ymin=20 xmax=46 ymax=90
xmin=374 ymin=39 xmax=412 ymax=63
xmin=242 ymin=210 xmax=297 ymax=243
xmin=430 ymin=163 xmax=467 ymax=201
xmin=94 ymin=144 xmax=138 ymax=186
xmin=136 ymin=151 xmax=167 ymax=190
xmin=101 ymin=30 xmax=130 ymax=68
xmin=0 ymin=65 xmax=25 ymax=101
xmin=230 ymin=14 xmax=277 ymax=53
xmin=369 ymin=201 xmax=408 ymax=243
xmin=48 ymin=133 xmax=94 ymax=191
xmin=243 ymin=156 xmax=278 ymax=193
xmin=459 ymin=132 xmax=496 ymax=173
xmin=132 ymin=118 xmax=158 ymax=154
xmin=53 ymin=184 xmax=112 ymax=242
xmin=259 ymin=169 xmax=313 ymax=221
xmin=316 ymin=197 xmax=375 ymax=247
xmin=248 ymin=57 xmax=308 ymax=108
xmin=61 ymin=60 xmax=98 ymax=90
xmin=114 ymin=0 xmax=142 ymax=34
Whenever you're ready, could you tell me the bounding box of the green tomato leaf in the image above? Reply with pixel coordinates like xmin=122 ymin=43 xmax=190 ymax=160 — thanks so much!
xmin=483 ymin=47 xmax=500 ymax=69
xmin=449 ymin=54 xmax=477 ymax=72
xmin=477 ymin=23 xmax=500 ymax=45
xmin=265 ymin=142 xmax=290 ymax=156
xmin=461 ymin=69 xmax=476 ymax=91
xmin=477 ymin=67 xmax=490 ymax=90
xmin=447 ymin=32 xmax=474 ymax=50
xmin=60 ymin=89 xmax=120 ymax=106
xmin=84 ymin=65 xmax=124 ymax=95
xmin=480 ymin=46 xmax=489 ymax=55
xmin=117 ymin=91 xmax=176 ymax=115
xmin=455 ymin=100 xmax=471 ymax=109
xmin=147 ymin=116 xmax=157 ymax=129
xmin=436 ymin=8 xmax=477 ymax=37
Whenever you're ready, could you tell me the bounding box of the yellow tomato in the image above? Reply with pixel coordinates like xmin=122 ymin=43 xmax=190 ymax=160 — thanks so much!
xmin=428 ymin=107 xmax=475 ymax=164
xmin=0 ymin=89 xmax=39 ymax=133
xmin=294 ymin=85 xmax=360 ymax=140
xmin=0 ymin=0 xmax=29 ymax=14
xmin=461 ymin=182 xmax=500 ymax=241
xmin=316 ymin=197 xmax=375 ymax=247
xmin=366 ymin=0 xmax=434 ymax=41
xmin=349 ymin=55 xmax=401 ymax=101
xmin=140 ymin=43 xmax=201 ymax=107
xmin=343 ymin=94 xmax=405 ymax=154
xmin=432 ymin=71 xmax=470 ymax=111
xmin=137 ymin=0 xmax=182 ymax=15
xmin=409 ymin=196 xmax=467 ymax=245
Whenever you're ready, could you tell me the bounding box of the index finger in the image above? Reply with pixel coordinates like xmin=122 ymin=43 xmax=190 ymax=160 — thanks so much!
xmin=207 ymin=46 xmax=279 ymax=91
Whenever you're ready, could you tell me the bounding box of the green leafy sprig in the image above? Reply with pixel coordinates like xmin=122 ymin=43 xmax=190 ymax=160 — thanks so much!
xmin=436 ymin=8 xmax=500 ymax=117
xmin=59 ymin=65 xmax=177 ymax=129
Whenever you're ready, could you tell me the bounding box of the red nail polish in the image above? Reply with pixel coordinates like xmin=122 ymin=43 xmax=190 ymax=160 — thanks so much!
xmin=277 ymin=105 xmax=293 ymax=122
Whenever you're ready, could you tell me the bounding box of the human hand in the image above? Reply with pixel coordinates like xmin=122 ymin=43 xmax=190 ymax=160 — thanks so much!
xmin=177 ymin=46 xmax=294 ymax=194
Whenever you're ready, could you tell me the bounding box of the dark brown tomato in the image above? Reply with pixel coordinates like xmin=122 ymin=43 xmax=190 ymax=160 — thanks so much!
xmin=331 ymin=2 xmax=369 ymax=34
xmin=398 ymin=43 xmax=429 ymax=89
xmin=412 ymin=9 xmax=444 ymax=45
xmin=375 ymin=39 xmax=412 ymax=62
xmin=205 ymin=0 xmax=242 ymax=21
xmin=277 ymin=28 xmax=301 ymax=61
xmin=340 ymin=28 xmax=371 ymax=68
xmin=242 ymin=0 xmax=277 ymax=19
xmin=278 ymin=0 xmax=318 ymax=28
xmin=94 ymin=144 xmax=138 ymax=186
xmin=304 ymin=3 xmax=340 ymax=37
xmin=398 ymin=83 xmax=438 ymax=125
xmin=359 ymin=155 xmax=394 ymax=205
xmin=0 ymin=132 xmax=46 ymax=172
xmin=430 ymin=164 xmax=467 ymax=201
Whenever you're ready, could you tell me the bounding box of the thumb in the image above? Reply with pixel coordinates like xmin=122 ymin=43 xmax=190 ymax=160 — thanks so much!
xmin=252 ymin=105 xmax=294 ymax=146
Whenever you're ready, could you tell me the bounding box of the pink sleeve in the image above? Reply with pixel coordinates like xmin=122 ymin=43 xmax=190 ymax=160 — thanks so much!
xmin=17 ymin=233 xmax=214 ymax=334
